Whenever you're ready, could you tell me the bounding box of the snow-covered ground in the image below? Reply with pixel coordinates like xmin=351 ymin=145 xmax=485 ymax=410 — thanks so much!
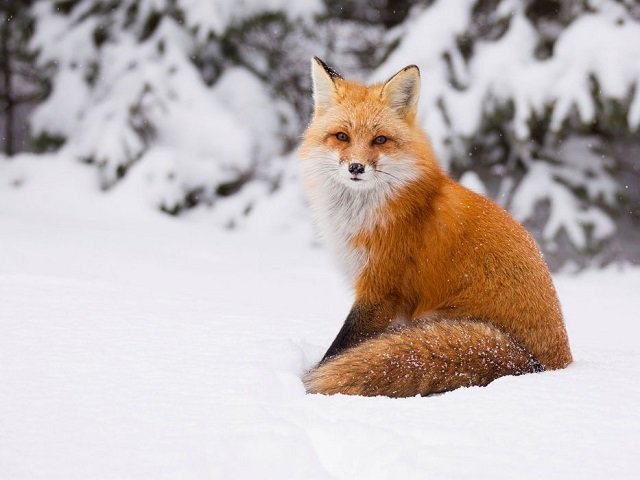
xmin=1 ymin=157 xmax=639 ymax=479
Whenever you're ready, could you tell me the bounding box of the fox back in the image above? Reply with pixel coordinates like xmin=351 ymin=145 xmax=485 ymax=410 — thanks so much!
xmin=300 ymin=58 xmax=572 ymax=397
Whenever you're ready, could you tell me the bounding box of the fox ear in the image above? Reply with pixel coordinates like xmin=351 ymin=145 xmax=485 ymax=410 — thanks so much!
xmin=381 ymin=65 xmax=420 ymax=118
xmin=311 ymin=57 xmax=342 ymax=112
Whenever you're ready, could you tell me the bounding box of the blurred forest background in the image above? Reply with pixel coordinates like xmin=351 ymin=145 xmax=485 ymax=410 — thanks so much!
xmin=1 ymin=0 xmax=639 ymax=270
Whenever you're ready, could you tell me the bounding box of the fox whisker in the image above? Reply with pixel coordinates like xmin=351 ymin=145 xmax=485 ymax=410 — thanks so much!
xmin=375 ymin=169 xmax=402 ymax=182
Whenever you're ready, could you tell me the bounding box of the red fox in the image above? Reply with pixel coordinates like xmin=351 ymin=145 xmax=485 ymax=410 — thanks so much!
xmin=299 ymin=57 xmax=572 ymax=397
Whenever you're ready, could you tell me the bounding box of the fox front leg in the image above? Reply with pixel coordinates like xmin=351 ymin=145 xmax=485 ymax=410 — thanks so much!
xmin=320 ymin=303 xmax=394 ymax=363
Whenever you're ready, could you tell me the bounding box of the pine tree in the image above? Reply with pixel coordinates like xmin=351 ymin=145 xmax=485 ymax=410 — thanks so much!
xmin=372 ymin=0 xmax=640 ymax=269
xmin=10 ymin=0 xmax=640 ymax=268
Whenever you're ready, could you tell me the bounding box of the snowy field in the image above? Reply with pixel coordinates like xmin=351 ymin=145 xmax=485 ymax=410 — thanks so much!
xmin=1 ymin=157 xmax=640 ymax=479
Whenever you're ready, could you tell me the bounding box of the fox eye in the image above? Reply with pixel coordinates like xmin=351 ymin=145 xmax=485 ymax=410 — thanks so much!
xmin=373 ymin=135 xmax=387 ymax=145
xmin=336 ymin=132 xmax=350 ymax=142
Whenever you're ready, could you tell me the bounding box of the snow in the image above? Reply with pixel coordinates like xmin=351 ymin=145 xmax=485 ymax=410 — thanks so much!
xmin=2 ymin=155 xmax=640 ymax=479
xmin=381 ymin=1 xmax=640 ymax=149
xmin=212 ymin=67 xmax=293 ymax=161
xmin=177 ymin=0 xmax=323 ymax=38
xmin=372 ymin=0 xmax=475 ymax=159
xmin=458 ymin=170 xmax=487 ymax=196
xmin=30 ymin=3 xmax=286 ymax=202
xmin=370 ymin=0 xmax=640 ymax=256
xmin=24 ymin=0 xmax=639 ymax=263
xmin=510 ymin=160 xmax=616 ymax=250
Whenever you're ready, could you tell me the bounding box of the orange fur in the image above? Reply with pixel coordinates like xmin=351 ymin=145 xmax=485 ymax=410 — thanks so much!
xmin=299 ymin=58 xmax=572 ymax=397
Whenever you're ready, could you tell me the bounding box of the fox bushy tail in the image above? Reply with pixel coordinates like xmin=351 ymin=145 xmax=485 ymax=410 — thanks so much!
xmin=304 ymin=319 xmax=543 ymax=397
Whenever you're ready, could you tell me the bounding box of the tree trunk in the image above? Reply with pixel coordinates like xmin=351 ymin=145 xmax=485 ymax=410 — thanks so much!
xmin=1 ymin=12 xmax=14 ymax=156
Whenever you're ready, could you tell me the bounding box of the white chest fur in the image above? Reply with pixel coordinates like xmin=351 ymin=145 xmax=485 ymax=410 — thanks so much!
xmin=311 ymin=184 xmax=387 ymax=282
xmin=300 ymin=149 xmax=418 ymax=284
xmin=303 ymin=174 xmax=394 ymax=284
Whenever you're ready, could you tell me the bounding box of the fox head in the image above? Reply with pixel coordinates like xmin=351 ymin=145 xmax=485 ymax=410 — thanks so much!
xmin=300 ymin=57 xmax=435 ymax=194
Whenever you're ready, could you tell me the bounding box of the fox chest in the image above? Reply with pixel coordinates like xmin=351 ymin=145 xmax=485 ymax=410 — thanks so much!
xmin=313 ymin=188 xmax=391 ymax=284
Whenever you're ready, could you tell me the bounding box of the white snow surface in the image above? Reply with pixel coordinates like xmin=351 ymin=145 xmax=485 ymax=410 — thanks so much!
xmin=1 ymin=156 xmax=640 ymax=479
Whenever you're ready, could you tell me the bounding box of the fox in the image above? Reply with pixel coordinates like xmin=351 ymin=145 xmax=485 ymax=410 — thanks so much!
xmin=299 ymin=57 xmax=573 ymax=397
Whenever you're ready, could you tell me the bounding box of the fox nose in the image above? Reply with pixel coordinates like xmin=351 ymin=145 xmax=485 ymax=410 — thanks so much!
xmin=348 ymin=163 xmax=365 ymax=175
